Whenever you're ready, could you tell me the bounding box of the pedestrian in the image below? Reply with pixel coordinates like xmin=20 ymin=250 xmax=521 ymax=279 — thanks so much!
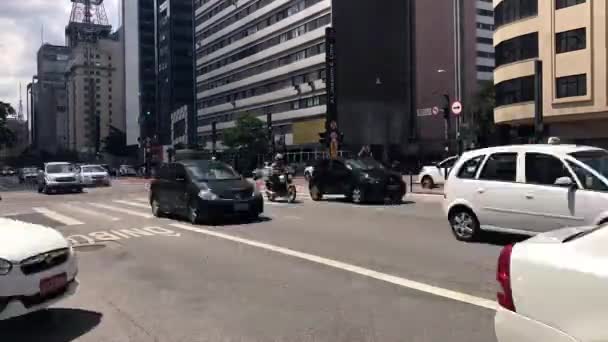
xmin=358 ymin=145 xmax=373 ymax=159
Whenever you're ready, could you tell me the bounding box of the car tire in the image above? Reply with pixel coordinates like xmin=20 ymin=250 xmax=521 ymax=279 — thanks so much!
xmin=310 ymin=184 xmax=323 ymax=201
xmin=351 ymin=187 xmax=365 ymax=204
xmin=188 ymin=200 xmax=200 ymax=225
xmin=151 ymin=196 xmax=165 ymax=218
xmin=421 ymin=176 xmax=434 ymax=189
xmin=449 ymin=207 xmax=481 ymax=242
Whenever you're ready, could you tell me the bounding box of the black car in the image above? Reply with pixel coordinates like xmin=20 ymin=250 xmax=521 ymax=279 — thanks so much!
xmin=308 ymin=158 xmax=405 ymax=204
xmin=149 ymin=160 xmax=263 ymax=224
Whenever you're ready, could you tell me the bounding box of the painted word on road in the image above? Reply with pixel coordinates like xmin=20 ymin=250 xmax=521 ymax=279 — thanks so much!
xmin=68 ymin=226 xmax=181 ymax=246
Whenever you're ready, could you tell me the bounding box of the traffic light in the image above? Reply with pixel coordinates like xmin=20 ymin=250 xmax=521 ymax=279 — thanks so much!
xmin=318 ymin=131 xmax=328 ymax=146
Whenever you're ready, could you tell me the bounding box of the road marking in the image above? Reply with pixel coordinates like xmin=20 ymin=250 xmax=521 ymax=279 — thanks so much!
xmin=113 ymin=199 xmax=150 ymax=209
xmin=133 ymin=197 xmax=149 ymax=203
xmin=170 ymin=223 xmax=499 ymax=311
xmin=88 ymin=203 xmax=153 ymax=219
xmin=61 ymin=204 xmax=120 ymax=221
xmin=68 ymin=226 xmax=180 ymax=247
xmin=32 ymin=207 xmax=84 ymax=226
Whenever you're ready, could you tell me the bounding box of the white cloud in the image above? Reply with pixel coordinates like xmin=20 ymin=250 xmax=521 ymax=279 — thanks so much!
xmin=0 ymin=0 xmax=119 ymax=111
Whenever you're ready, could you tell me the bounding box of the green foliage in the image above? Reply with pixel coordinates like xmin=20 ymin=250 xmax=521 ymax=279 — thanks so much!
xmin=102 ymin=126 xmax=128 ymax=156
xmin=222 ymin=114 xmax=268 ymax=154
xmin=469 ymin=81 xmax=496 ymax=147
xmin=0 ymin=101 xmax=16 ymax=149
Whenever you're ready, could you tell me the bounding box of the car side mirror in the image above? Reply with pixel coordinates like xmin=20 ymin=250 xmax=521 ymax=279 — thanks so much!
xmin=554 ymin=176 xmax=575 ymax=188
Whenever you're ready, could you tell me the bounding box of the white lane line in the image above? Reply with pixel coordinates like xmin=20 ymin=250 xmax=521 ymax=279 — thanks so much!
xmin=60 ymin=204 xmax=120 ymax=221
xmin=88 ymin=203 xmax=153 ymax=219
xmin=133 ymin=197 xmax=149 ymax=203
xmin=33 ymin=207 xmax=84 ymax=226
xmin=169 ymin=223 xmax=499 ymax=311
xmin=113 ymin=200 xmax=150 ymax=209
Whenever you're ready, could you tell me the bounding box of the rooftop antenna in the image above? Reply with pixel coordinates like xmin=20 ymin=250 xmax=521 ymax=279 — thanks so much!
xmin=40 ymin=25 xmax=44 ymax=44
xmin=17 ymin=83 xmax=24 ymax=121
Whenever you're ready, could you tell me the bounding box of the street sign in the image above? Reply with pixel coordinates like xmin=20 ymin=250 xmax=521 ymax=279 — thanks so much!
xmin=451 ymin=101 xmax=463 ymax=115
xmin=432 ymin=106 xmax=440 ymax=115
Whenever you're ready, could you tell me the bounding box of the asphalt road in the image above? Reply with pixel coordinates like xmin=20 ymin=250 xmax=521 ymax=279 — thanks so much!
xmin=0 ymin=178 xmax=523 ymax=342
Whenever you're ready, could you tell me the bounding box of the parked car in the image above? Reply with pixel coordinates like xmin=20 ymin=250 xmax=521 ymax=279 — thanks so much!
xmin=444 ymin=143 xmax=608 ymax=241
xmin=1 ymin=167 xmax=15 ymax=177
xmin=37 ymin=162 xmax=83 ymax=194
xmin=149 ymin=159 xmax=263 ymax=224
xmin=18 ymin=167 xmax=38 ymax=183
xmin=418 ymin=156 xmax=458 ymax=189
xmin=118 ymin=165 xmax=137 ymax=177
xmin=304 ymin=165 xmax=314 ymax=181
xmin=308 ymin=158 xmax=405 ymax=204
xmin=0 ymin=217 xmax=79 ymax=320
xmin=494 ymin=224 xmax=608 ymax=342
xmin=76 ymin=164 xmax=111 ymax=187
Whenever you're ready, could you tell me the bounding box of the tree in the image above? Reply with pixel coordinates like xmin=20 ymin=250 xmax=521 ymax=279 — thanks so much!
xmin=102 ymin=126 xmax=128 ymax=156
xmin=0 ymin=101 xmax=16 ymax=149
xmin=223 ymin=114 xmax=268 ymax=154
xmin=468 ymin=81 xmax=496 ymax=148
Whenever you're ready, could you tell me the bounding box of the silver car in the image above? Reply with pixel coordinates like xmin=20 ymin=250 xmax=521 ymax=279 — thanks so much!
xmin=77 ymin=164 xmax=111 ymax=187
xmin=37 ymin=162 xmax=83 ymax=194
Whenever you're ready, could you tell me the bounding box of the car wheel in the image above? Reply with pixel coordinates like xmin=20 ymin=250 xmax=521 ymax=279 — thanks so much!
xmin=310 ymin=184 xmax=323 ymax=201
xmin=188 ymin=201 xmax=200 ymax=225
xmin=449 ymin=208 xmax=481 ymax=242
xmin=421 ymin=176 xmax=434 ymax=189
xmin=351 ymin=187 xmax=364 ymax=204
xmin=287 ymin=186 xmax=297 ymax=203
xmin=151 ymin=196 xmax=165 ymax=218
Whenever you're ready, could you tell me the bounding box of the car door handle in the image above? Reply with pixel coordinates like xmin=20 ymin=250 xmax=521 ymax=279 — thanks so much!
xmin=476 ymin=188 xmax=485 ymax=194
xmin=525 ymin=193 xmax=534 ymax=199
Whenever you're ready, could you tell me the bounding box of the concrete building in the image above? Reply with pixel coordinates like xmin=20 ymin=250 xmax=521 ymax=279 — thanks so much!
xmin=32 ymin=44 xmax=72 ymax=153
xmin=65 ymin=28 xmax=126 ymax=154
xmin=157 ymin=0 xmax=195 ymax=146
xmin=493 ymin=0 xmax=608 ymax=146
xmin=194 ymin=0 xmax=332 ymax=151
xmin=476 ymin=0 xmax=495 ymax=81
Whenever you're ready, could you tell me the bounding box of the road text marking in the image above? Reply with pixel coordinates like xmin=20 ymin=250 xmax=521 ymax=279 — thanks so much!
xmin=88 ymin=203 xmax=153 ymax=218
xmin=170 ymin=223 xmax=499 ymax=311
xmin=33 ymin=207 xmax=84 ymax=226
xmin=68 ymin=226 xmax=180 ymax=247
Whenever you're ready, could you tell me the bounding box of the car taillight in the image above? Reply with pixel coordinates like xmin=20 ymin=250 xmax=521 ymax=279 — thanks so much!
xmin=497 ymin=244 xmax=515 ymax=311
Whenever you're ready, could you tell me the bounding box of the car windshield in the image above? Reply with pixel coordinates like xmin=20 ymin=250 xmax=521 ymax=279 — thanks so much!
xmin=46 ymin=164 xmax=74 ymax=174
xmin=83 ymin=166 xmax=106 ymax=173
xmin=570 ymin=150 xmax=608 ymax=179
xmin=346 ymin=158 xmax=385 ymax=171
xmin=186 ymin=161 xmax=241 ymax=181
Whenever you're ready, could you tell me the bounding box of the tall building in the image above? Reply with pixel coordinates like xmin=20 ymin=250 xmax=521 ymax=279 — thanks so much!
xmin=122 ymin=0 xmax=157 ymax=146
xmin=194 ymin=0 xmax=332 ymax=151
xmin=475 ymin=0 xmax=494 ymax=81
xmin=157 ymin=0 xmax=195 ymax=146
xmin=32 ymin=44 xmax=71 ymax=153
xmin=493 ymin=0 xmax=608 ymax=146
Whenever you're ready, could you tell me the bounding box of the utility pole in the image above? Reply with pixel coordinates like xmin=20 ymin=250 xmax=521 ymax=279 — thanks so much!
xmin=534 ymin=60 xmax=544 ymax=143
xmin=453 ymin=0 xmax=463 ymax=155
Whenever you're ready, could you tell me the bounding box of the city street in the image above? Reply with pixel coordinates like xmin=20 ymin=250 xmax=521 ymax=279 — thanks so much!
xmin=0 ymin=176 xmax=516 ymax=342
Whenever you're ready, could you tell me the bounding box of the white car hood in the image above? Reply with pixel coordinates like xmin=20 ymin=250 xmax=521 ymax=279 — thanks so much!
xmin=0 ymin=218 xmax=69 ymax=262
xmin=47 ymin=172 xmax=76 ymax=179
xmin=524 ymin=226 xmax=594 ymax=244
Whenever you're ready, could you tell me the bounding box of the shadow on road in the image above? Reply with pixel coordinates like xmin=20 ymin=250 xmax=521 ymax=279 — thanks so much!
xmin=476 ymin=232 xmax=530 ymax=247
xmin=0 ymin=308 xmax=102 ymax=342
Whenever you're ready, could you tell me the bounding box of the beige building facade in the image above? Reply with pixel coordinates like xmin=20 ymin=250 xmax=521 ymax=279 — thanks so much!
xmin=66 ymin=33 xmax=125 ymax=154
xmin=493 ymin=0 xmax=608 ymax=146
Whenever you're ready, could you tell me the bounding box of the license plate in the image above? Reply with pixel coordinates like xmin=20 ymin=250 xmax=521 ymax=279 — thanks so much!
xmin=234 ymin=203 xmax=249 ymax=211
xmin=40 ymin=273 xmax=68 ymax=297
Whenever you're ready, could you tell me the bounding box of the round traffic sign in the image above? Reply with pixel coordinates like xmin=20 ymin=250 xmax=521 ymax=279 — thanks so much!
xmin=451 ymin=101 xmax=463 ymax=115
xmin=432 ymin=106 xmax=439 ymax=115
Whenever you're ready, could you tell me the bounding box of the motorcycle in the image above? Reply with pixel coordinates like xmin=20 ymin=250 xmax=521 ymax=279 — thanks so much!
xmin=265 ymin=172 xmax=297 ymax=203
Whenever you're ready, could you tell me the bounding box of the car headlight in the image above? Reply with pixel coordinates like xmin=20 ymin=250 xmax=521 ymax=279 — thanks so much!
xmin=198 ymin=189 xmax=219 ymax=200
xmin=0 ymin=258 xmax=13 ymax=275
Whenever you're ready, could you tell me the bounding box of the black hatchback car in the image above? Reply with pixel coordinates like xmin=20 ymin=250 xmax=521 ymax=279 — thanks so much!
xmin=149 ymin=160 xmax=263 ymax=224
xmin=309 ymin=158 xmax=405 ymax=204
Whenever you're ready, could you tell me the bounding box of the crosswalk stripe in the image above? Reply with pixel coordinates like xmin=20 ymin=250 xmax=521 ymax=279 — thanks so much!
xmin=88 ymin=203 xmax=153 ymax=219
xmin=113 ymin=200 xmax=150 ymax=209
xmin=60 ymin=204 xmax=120 ymax=221
xmin=133 ymin=197 xmax=149 ymax=203
xmin=33 ymin=207 xmax=84 ymax=226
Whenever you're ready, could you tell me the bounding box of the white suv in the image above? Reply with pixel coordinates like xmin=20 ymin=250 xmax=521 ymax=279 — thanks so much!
xmin=444 ymin=144 xmax=608 ymax=241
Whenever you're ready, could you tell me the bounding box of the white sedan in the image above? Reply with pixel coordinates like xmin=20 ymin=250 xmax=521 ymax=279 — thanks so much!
xmin=0 ymin=218 xmax=79 ymax=320
xmin=417 ymin=156 xmax=458 ymax=188
xmin=495 ymin=225 xmax=608 ymax=342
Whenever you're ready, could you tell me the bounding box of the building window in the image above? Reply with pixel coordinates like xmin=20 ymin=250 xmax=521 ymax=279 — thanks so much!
xmin=494 ymin=0 xmax=538 ymax=28
xmin=556 ymin=74 xmax=586 ymax=98
xmin=556 ymin=0 xmax=585 ymax=10
xmin=96 ymin=79 xmax=101 ymax=83
xmin=96 ymin=86 xmax=100 ymax=91
xmin=556 ymin=28 xmax=586 ymax=53
xmin=495 ymin=75 xmax=535 ymax=106
xmin=495 ymin=32 xmax=538 ymax=67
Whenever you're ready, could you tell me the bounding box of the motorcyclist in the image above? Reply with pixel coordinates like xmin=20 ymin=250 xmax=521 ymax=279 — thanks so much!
xmin=268 ymin=154 xmax=287 ymax=192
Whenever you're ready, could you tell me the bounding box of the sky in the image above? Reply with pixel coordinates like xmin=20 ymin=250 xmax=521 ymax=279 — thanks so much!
xmin=0 ymin=0 xmax=120 ymax=113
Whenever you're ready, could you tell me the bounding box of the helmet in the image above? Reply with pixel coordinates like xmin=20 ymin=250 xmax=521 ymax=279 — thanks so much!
xmin=274 ymin=153 xmax=284 ymax=161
